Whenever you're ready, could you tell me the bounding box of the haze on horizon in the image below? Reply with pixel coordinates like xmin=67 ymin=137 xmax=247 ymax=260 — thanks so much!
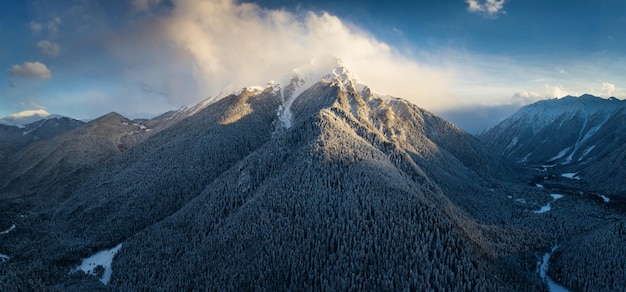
xmin=1 ymin=0 xmax=625 ymax=132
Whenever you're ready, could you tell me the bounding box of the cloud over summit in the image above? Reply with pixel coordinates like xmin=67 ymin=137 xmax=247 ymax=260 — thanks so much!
xmin=602 ymin=82 xmax=615 ymax=97
xmin=151 ymin=0 xmax=452 ymax=109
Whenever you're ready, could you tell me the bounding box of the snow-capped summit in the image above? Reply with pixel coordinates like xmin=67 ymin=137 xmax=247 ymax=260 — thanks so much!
xmin=490 ymin=94 xmax=626 ymax=136
xmin=479 ymin=93 xmax=626 ymax=194
xmin=165 ymin=57 xmax=365 ymax=130
xmin=271 ymin=57 xmax=362 ymax=128
xmin=289 ymin=57 xmax=359 ymax=87
xmin=0 ymin=109 xmax=52 ymax=128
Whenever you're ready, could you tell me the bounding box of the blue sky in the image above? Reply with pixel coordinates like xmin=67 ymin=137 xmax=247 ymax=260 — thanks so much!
xmin=1 ymin=0 xmax=625 ymax=132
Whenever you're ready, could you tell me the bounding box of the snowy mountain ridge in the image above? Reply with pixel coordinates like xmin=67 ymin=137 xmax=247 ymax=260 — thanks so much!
xmin=488 ymin=94 xmax=626 ymax=136
xmin=174 ymin=57 xmax=384 ymax=129
xmin=479 ymin=93 xmax=626 ymax=196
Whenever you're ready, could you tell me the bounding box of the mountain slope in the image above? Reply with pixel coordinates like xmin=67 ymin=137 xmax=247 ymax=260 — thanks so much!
xmin=0 ymin=113 xmax=150 ymax=197
xmin=479 ymin=94 xmax=626 ymax=195
xmin=0 ymin=87 xmax=285 ymax=289
xmin=0 ymin=115 xmax=84 ymax=162
xmin=111 ymin=76 xmax=542 ymax=290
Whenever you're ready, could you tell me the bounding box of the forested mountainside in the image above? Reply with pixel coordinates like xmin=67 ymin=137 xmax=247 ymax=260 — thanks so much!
xmin=0 ymin=116 xmax=84 ymax=163
xmin=478 ymin=93 xmax=626 ymax=290
xmin=1 ymin=63 xmax=623 ymax=291
xmin=0 ymin=103 xmax=212 ymax=203
xmin=479 ymin=94 xmax=626 ymax=197
xmin=0 ymin=112 xmax=168 ymax=201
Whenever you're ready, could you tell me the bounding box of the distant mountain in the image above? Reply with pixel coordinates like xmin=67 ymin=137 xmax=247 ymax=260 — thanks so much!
xmin=0 ymin=114 xmax=85 ymax=162
xmin=0 ymin=109 xmax=52 ymax=127
xmin=0 ymin=110 xmax=189 ymax=199
xmin=479 ymin=94 xmax=626 ymax=195
xmin=1 ymin=61 xmax=623 ymax=291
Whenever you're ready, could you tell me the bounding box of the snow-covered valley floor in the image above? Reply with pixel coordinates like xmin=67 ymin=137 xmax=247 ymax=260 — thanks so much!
xmin=69 ymin=243 xmax=123 ymax=284
xmin=534 ymin=194 xmax=564 ymax=214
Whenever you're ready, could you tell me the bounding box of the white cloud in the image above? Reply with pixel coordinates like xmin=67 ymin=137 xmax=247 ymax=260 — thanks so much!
xmin=37 ymin=40 xmax=61 ymax=57
xmin=602 ymin=82 xmax=615 ymax=97
xmin=155 ymin=0 xmax=452 ymax=110
xmin=6 ymin=61 xmax=52 ymax=79
xmin=513 ymin=91 xmax=544 ymax=104
xmin=466 ymin=0 xmax=506 ymax=17
xmin=29 ymin=21 xmax=43 ymax=34
xmin=545 ymin=84 xmax=567 ymax=98
xmin=5 ymin=109 xmax=50 ymax=119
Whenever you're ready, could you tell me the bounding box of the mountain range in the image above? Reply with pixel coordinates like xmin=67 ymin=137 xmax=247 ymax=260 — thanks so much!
xmin=480 ymin=94 xmax=626 ymax=197
xmin=0 ymin=115 xmax=84 ymax=163
xmin=0 ymin=60 xmax=624 ymax=291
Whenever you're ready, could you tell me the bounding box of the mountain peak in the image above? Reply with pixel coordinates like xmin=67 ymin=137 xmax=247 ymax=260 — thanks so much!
xmin=286 ymin=56 xmax=357 ymax=86
xmin=271 ymin=57 xmax=361 ymax=129
xmin=484 ymin=93 xmax=626 ymax=138
xmin=0 ymin=109 xmax=51 ymax=128
xmin=93 ymin=112 xmax=130 ymax=124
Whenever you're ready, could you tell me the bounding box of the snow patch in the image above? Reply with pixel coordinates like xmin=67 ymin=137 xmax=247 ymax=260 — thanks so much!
xmin=549 ymin=147 xmax=571 ymax=161
xmin=561 ymin=173 xmax=581 ymax=180
xmin=132 ymin=123 xmax=147 ymax=130
xmin=578 ymin=145 xmax=595 ymax=161
xmin=550 ymin=194 xmax=564 ymax=200
xmin=70 ymin=243 xmax=123 ymax=284
xmin=534 ymin=194 xmax=564 ymax=214
xmin=506 ymin=136 xmax=519 ymax=152
xmin=0 ymin=223 xmax=16 ymax=235
xmin=0 ymin=253 xmax=9 ymax=263
xmin=597 ymin=194 xmax=610 ymax=203
xmin=518 ymin=153 xmax=531 ymax=163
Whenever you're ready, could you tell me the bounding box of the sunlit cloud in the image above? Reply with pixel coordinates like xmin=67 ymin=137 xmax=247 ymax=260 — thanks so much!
xmin=545 ymin=84 xmax=567 ymax=98
xmin=513 ymin=91 xmax=544 ymax=104
xmin=154 ymin=0 xmax=453 ymax=110
xmin=466 ymin=0 xmax=506 ymax=17
xmin=602 ymin=82 xmax=615 ymax=97
xmin=6 ymin=61 xmax=52 ymax=79
xmin=5 ymin=108 xmax=50 ymax=119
